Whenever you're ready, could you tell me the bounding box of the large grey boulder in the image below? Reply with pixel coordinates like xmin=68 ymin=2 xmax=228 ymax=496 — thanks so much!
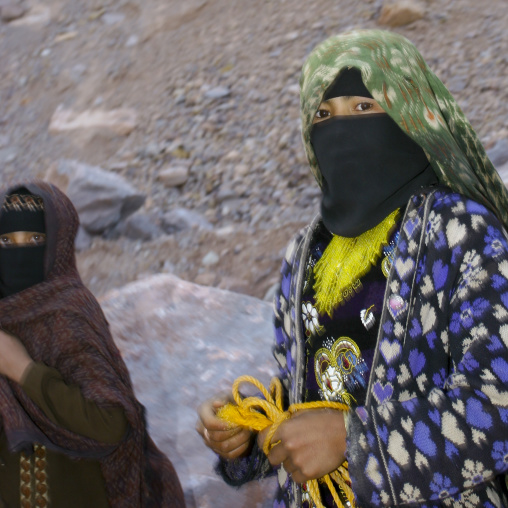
xmin=100 ymin=274 xmax=278 ymax=508
xmin=47 ymin=160 xmax=146 ymax=234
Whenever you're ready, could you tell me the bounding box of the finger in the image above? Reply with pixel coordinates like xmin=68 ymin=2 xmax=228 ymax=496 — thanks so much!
xmin=265 ymin=419 xmax=290 ymax=465
xmin=208 ymin=429 xmax=253 ymax=454
xmin=211 ymin=398 xmax=229 ymax=411
xmin=205 ymin=428 xmax=254 ymax=458
xmin=282 ymin=457 xmax=297 ymax=475
xmin=207 ymin=426 xmax=248 ymax=443
xmin=196 ymin=418 xmax=241 ymax=442
xmin=270 ymin=419 xmax=286 ymax=445
xmin=267 ymin=439 xmax=288 ymax=467
xmin=256 ymin=428 xmax=269 ymax=451
xmin=290 ymin=470 xmax=308 ymax=484
xmin=198 ymin=401 xmax=232 ymax=432
xmin=215 ymin=438 xmax=253 ymax=461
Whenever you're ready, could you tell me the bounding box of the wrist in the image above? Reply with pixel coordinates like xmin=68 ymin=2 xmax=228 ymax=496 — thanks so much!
xmin=15 ymin=359 xmax=35 ymax=385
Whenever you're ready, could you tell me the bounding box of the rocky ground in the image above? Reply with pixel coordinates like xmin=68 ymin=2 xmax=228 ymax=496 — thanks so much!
xmin=2 ymin=1 xmax=508 ymax=506
xmin=1 ymin=0 xmax=508 ymax=301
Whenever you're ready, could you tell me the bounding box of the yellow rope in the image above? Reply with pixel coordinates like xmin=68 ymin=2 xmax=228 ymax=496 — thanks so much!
xmin=217 ymin=376 xmax=356 ymax=508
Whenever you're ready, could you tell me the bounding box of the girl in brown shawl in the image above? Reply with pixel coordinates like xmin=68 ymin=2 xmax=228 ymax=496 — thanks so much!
xmin=0 ymin=181 xmax=185 ymax=508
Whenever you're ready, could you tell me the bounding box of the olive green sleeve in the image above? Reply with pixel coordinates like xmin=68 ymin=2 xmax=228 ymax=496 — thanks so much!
xmin=21 ymin=362 xmax=128 ymax=445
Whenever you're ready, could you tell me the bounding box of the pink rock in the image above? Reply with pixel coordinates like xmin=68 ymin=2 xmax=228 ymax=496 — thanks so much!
xmin=100 ymin=274 xmax=277 ymax=507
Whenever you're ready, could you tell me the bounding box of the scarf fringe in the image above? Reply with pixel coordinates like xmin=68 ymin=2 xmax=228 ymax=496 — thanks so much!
xmin=313 ymin=209 xmax=400 ymax=317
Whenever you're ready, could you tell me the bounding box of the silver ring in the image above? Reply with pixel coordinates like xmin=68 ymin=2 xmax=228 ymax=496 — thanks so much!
xmin=204 ymin=428 xmax=210 ymax=441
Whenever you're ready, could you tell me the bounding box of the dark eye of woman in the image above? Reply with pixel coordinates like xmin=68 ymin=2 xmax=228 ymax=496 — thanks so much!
xmin=315 ymin=109 xmax=331 ymax=119
xmin=356 ymin=102 xmax=372 ymax=112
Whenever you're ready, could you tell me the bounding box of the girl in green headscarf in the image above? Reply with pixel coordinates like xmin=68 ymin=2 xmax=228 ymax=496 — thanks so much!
xmin=198 ymin=29 xmax=508 ymax=507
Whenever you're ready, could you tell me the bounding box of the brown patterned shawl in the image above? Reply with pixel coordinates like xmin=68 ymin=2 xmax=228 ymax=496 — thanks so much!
xmin=0 ymin=180 xmax=185 ymax=507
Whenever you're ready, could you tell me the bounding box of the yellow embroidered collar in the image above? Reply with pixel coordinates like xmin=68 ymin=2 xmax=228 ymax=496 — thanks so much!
xmin=313 ymin=209 xmax=400 ymax=317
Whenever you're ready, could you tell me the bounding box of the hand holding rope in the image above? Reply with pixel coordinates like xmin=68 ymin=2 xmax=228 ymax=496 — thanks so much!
xmin=217 ymin=375 xmax=356 ymax=508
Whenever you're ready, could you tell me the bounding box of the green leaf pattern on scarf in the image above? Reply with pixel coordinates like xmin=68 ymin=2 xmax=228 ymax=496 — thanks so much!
xmin=299 ymin=29 xmax=508 ymax=231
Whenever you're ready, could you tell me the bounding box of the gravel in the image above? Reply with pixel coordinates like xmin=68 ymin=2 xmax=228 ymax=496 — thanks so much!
xmin=1 ymin=0 xmax=507 ymax=298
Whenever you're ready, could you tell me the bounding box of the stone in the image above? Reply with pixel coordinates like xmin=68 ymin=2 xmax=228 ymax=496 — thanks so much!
xmin=216 ymin=186 xmax=237 ymax=203
xmin=487 ymin=139 xmax=508 ymax=169
xmin=234 ymin=164 xmax=249 ymax=178
xmin=125 ymin=34 xmax=139 ymax=47
xmin=9 ymin=4 xmax=50 ymax=26
xmin=74 ymin=226 xmax=92 ymax=251
xmin=204 ymin=86 xmax=231 ymax=100
xmin=116 ymin=212 xmax=162 ymax=241
xmin=158 ymin=165 xmax=189 ymax=187
xmin=223 ymin=150 xmax=240 ymax=162
xmin=378 ymin=0 xmax=425 ymax=27
xmin=0 ymin=3 xmax=27 ymax=22
xmin=202 ymin=251 xmax=219 ymax=266
xmin=54 ymin=31 xmax=78 ymax=44
xmin=48 ymin=160 xmax=146 ymax=234
xmin=99 ymin=274 xmax=277 ymax=507
xmin=101 ymin=12 xmax=125 ymax=25
xmin=161 ymin=208 xmax=213 ymax=234
xmin=194 ymin=272 xmax=217 ymax=286
xmin=49 ymin=106 xmax=138 ymax=136
xmin=284 ymin=31 xmax=299 ymax=41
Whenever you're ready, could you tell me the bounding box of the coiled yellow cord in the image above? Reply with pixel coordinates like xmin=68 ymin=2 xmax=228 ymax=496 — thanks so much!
xmin=217 ymin=376 xmax=356 ymax=508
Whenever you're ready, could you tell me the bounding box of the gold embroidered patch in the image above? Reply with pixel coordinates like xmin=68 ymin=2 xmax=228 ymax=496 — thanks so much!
xmin=314 ymin=337 xmax=361 ymax=404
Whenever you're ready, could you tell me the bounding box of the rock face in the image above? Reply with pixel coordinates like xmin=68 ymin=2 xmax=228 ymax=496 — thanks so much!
xmin=378 ymin=0 xmax=425 ymax=27
xmin=100 ymin=274 xmax=277 ymax=508
xmin=47 ymin=160 xmax=146 ymax=234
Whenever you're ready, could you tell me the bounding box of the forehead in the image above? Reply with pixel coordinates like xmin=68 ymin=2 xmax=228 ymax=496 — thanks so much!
xmin=2 ymin=231 xmax=44 ymax=236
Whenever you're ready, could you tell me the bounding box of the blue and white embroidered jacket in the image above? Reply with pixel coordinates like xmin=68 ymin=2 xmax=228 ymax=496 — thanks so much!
xmin=221 ymin=188 xmax=508 ymax=507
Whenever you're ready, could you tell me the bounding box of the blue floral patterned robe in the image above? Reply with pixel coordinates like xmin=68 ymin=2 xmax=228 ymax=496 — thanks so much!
xmin=220 ymin=187 xmax=508 ymax=507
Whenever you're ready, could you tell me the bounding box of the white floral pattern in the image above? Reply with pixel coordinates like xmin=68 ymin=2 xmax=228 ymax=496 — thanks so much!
xmin=451 ymin=249 xmax=488 ymax=302
xmin=399 ymin=483 xmax=423 ymax=503
xmin=462 ymin=459 xmax=492 ymax=489
xmin=302 ymin=301 xmax=321 ymax=337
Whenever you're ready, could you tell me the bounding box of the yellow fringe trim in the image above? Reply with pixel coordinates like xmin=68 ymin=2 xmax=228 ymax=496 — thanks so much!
xmin=217 ymin=376 xmax=356 ymax=508
xmin=313 ymin=209 xmax=400 ymax=317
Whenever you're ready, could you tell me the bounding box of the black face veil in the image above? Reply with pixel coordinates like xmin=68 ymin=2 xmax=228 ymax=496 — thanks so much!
xmin=0 ymin=191 xmax=46 ymax=297
xmin=310 ymin=68 xmax=437 ymax=237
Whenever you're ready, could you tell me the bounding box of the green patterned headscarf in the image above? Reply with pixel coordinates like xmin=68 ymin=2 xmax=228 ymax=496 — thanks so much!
xmin=300 ymin=29 xmax=508 ymax=230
